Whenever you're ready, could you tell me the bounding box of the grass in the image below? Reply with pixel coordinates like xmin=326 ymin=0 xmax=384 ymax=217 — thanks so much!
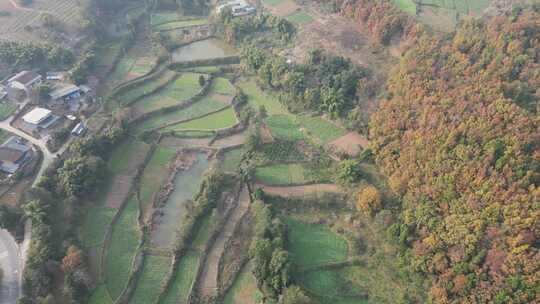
xmin=130 ymin=57 xmax=156 ymax=76
xmin=391 ymin=0 xmax=417 ymax=14
xmin=135 ymin=96 xmax=225 ymax=133
xmin=286 ymin=217 xmax=348 ymax=268
xmin=0 ymin=129 xmax=11 ymax=144
xmin=0 ymin=102 xmax=17 ymax=120
xmin=108 ymin=139 xmax=147 ymax=174
xmin=132 ymin=73 xmax=204 ymax=113
xmin=297 ymin=268 xmax=367 ymax=304
xmin=80 ymin=205 xmax=116 ymax=247
xmin=111 ymin=56 xmax=135 ymax=83
xmin=160 ymin=251 xmax=200 ymax=304
xmin=88 ymin=285 xmax=113 ymax=304
xmin=210 ymin=77 xmax=235 ymax=95
xmin=285 ymin=12 xmax=315 ymax=25
xmin=105 ymin=196 xmax=141 ymax=300
xmin=237 ymin=81 xmax=289 ymax=115
xmin=221 ymin=148 xmax=245 ymax=172
xmin=154 ymin=18 xmax=208 ymax=31
xmin=163 ymin=107 xmax=237 ymax=131
xmin=266 ymin=115 xmax=304 ymax=141
xmin=117 ymin=70 xmax=177 ymax=105
xmin=262 ymin=0 xmax=285 ymax=6
xmin=131 ymin=255 xmax=171 ymax=304
xmin=183 ymin=66 xmax=221 ymax=73
xmin=296 ymin=115 xmax=346 ymax=143
xmin=420 ymin=0 xmax=490 ymax=15
xmin=96 ymin=42 xmax=123 ymax=67
xmin=254 ymin=163 xmax=322 ymax=186
xmin=223 ymin=262 xmax=263 ymax=304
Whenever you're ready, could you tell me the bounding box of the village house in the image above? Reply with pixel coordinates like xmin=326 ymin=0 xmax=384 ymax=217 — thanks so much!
xmin=216 ymin=0 xmax=256 ymax=17
xmin=0 ymin=136 xmax=32 ymax=174
xmin=7 ymin=71 xmax=42 ymax=92
xmin=49 ymin=84 xmax=81 ymax=102
xmin=22 ymin=107 xmax=59 ymax=130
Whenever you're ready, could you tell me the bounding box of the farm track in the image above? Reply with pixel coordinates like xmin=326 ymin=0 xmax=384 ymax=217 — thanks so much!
xmin=256 ymin=183 xmax=343 ymax=197
xmin=197 ymin=187 xmax=250 ymax=297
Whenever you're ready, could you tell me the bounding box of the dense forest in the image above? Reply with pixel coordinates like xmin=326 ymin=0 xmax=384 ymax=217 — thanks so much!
xmin=370 ymin=9 xmax=540 ymax=304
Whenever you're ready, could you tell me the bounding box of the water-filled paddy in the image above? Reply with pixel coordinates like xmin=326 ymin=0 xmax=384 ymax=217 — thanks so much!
xmin=171 ymin=38 xmax=236 ymax=63
xmin=151 ymin=153 xmax=210 ymax=248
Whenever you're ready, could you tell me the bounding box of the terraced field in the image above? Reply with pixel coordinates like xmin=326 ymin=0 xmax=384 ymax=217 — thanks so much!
xmin=163 ymin=107 xmax=237 ymax=132
xmin=131 ymin=255 xmax=171 ymax=304
xmin=154 ymin=18 xmax=208 ymax=31
xmin=116 ymin=70 xmax=177 ymax=105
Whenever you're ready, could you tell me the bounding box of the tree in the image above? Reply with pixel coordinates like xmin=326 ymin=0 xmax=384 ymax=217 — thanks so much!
xmin=281 ymin=285 xmax=311 ymax=304
xmin=336 ymin=159 xmax=362 ymax=185
xmin=37 ymin=84 xmax=51 ymax=102
xmin=198 ymin=75 xmax=205 ymax=87
xmin=356 ymin=185 xmax=381 ymax=216
xmin=58 ymin=156 xmax=105 ymax=197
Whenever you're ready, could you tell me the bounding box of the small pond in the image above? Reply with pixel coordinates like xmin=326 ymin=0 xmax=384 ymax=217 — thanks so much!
xmin=171 ymin=38 xmax=237 ymax=63
xmin=151 ymin=153 xmax=210 ymax=248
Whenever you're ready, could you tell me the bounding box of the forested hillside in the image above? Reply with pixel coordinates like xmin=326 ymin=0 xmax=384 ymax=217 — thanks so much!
xmin=370 ymin=9 xmax=539 ymax=304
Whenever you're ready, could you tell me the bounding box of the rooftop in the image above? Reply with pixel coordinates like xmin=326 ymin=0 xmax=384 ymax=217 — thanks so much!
xmin=1 ymin=136 xmax=30 ymax=153
xmin=50 ymin=84 xmax=80 ymax=100
xmin=0 ymin=147 xmax=24 ymax=163
xmin=22 ymin=107 xmax=52 ymax=125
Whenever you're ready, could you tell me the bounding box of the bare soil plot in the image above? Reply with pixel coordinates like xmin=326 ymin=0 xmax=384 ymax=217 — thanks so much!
xmin=197 ymin=187 xmax=250 ymax=298
xmin=105 ymin=175 xmax=133 ymax=209
xmin=160 ymin=136 xmax=212 ymax=148
xmin=256 ymin=183 xmax=342 ymax=197
xmin=328 ymin=132 xmax=369 ymax=157
xmin=266 ymin=0 xmax=299 ymax=16
xmin=211 ymin=132 xmax=245 ymax=149
xmin=210 ymin=93 xmax=234 ymax=105
xmin=259 ymin=123 xmax=274 ymax=144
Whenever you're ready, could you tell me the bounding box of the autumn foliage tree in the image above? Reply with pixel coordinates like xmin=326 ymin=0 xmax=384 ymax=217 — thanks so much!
xmin=356 ymin=185 xmax=381 ymax=216
xmin=370 ymin=9 xmax=540 ymax=304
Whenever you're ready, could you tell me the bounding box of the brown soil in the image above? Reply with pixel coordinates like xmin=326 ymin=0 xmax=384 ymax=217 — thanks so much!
xmin=105 ymin=174 xmax=133 ymax=209
xmin=270 ymin=0 xmax=299 ymax=16
xmin=160 ymin=136 xmax=212 ymax=148
xmin=259 ymin=123 xmax=274 ymax=144
xmin=328 ymin=132 xmax=369 ymax=157
xmin=256 ymin=183 xmax=342 ymax=197
xmin=211 ymin=132 xmax=245 ymax=149
xmin=198 ymin=187 xmax=250 ymax=298
xmin=210 ymin=93 xmax=234 ymax=105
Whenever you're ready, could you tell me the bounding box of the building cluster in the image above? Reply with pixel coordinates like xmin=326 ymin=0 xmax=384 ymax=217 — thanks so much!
xmin=0 ymin=136 xmax=34 ymax=175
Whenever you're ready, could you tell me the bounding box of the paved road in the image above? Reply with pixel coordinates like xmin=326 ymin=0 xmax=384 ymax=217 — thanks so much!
xmin=0 ymin=229 xmax=20 ymax=304
xmin=0 ymin=118 xmax=56 ymax=185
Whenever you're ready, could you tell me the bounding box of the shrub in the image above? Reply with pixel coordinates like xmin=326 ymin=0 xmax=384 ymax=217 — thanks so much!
xmin=356 ymin=185 xmax=381 ymax=216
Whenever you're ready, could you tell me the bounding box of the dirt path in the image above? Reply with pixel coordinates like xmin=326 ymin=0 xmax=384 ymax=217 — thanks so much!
xmin=197 ymin=187 xmax=250 ymax=297
xmin=256 ymin=183 xmax=343 ymax=197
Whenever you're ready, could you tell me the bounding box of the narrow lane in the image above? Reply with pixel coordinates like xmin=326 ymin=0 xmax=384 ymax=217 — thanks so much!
xmin=0 ymin=229 xmax=20 ymax=304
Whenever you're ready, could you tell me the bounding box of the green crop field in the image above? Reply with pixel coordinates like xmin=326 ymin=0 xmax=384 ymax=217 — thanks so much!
xmin=117 ymin=70 xmax=177 ymax=105
xmin=151 ymin=12 xmax=181 ymax=26
xmin=391 ymin=0 xmax=417 ymax=14
xmin=296 ymin=115 xmax=346 ymax=143
xmin=191 ymin=214 xmax=214 ymax=250
xmin=105 ymin=197 xmax=141 ymax=300
xmin=298 ymin=268 xmax=367 ymax=304
xmin=221 ymin=148 xmax=245 ymax=172
xmin=160 ymin=251 xmax=200 ymax=304
xmin=262 ymin=0 xmax=285 ymax=6
xmin=224 ymin=262 xmax=263 ymax=304
xmin=133 ymin=73 xmax=204 ymax=114
xmin=96 ymin=42 xmax=124 ymax=68
xmin=254 ymin=163 xmax=320 ymax=186
xmin=183 ymin=66 xmax=221 ymax=73
xmin=237 ymin=81 xmax=289 ymax=115
xmin=108 ymin=140 xmax=148 ymax=174
xmin=88 ymin=285 xmax=114 ymax=304
xmin=81 ymin=204 xmax=116 ymax=247
xmin=163 ymin=107 xmax=237 ymax=131
xmin=210 ymin=77 xmax=235 ymax=95
xmin=173 ymin=130 xmax=215 ymax=138
xmin=135 ymin=96 xmax=225 ymax=133
xmin=286 ymin=12 xmax=315 ymax=25
xmin=154 ymin=19 xmax=208 ymax=31
xmin=131 ymin=255 xmax=171 ymax=304
xmin=130 ymin=57 xmax=156 ymax=76
xmin=0 ymin=103 xmax=17 ymax=120
xmin=139 ymin=147 xmax=176 ymax=217
xmin=286 ymin=217 xmax=348 ymax=268
xmin=266 ymin=115 xmax=304 ymax=141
